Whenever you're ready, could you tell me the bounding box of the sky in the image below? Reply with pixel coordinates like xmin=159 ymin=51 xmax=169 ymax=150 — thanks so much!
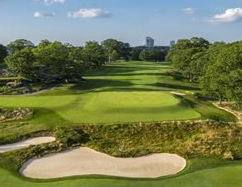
xmin=0 ymin=0 xmax=242 ymax=46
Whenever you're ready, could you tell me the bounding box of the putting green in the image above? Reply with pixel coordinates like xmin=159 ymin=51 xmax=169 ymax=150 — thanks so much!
xmin=0 ymin=61 xmax=239 ymax=187
xmin=0 ymin=61 xmax=200 ymax=124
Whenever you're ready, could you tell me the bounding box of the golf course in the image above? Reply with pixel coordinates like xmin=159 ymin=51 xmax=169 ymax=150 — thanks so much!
xmin=0 ymin=61 xmax=234 ymax=125
xmin=0 ymin=61 xmax=241 ymax=187
xmin=1 ymin=0 xmax=242 ymax=185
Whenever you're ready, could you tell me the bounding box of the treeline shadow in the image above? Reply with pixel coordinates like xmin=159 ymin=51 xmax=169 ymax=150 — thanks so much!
xmin=85 ymin=65 xmax=162 ymax=76
xmin=69 ymin=78 xmax=174 ymax=93
xmin=154 ymin=83 xmax=201 ymax=91
xmin=87 ymin=71 xmax=172 ymax=77
xmin=70 ymin=79 xmax=135 ymax=92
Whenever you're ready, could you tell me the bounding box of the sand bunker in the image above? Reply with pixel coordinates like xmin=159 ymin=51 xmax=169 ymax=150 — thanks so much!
xmin=170 ymin=92 xmax=186 ymax=96
xmin=0 ymin=137 xmax=56 ymax=153
xmin=20 ymin=147 xmax=186 ymax=179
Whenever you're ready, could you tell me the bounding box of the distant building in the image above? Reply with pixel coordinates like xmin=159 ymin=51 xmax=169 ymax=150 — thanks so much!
xmin=146 ymin=37 xmax=154 ymax=48
xmin=170 ymin=40 xmax=176 ymax=46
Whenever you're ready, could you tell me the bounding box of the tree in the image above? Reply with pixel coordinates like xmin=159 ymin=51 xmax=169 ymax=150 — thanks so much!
xmin=7 ymin=39 xmax=35 ymax=54
xmin=110 ymin=50 xmax=120 ymax=61
xmin=190 ymin=37 xmax=210 ymax=48
xmin=190 ymin=42 xmax=226 ymax=81
xmin=118 ymin=42 xmax=132 ymax=61
xmin=131 ymin=48 xmax=142 ymax=61
xmin=83 ymin=41 xmax=107 ymax=67
xmin=227 ymin=69 xmax=242 ymax=107
xmin=168 ymin=46 xmax=200 ymax=81
xmin=5 ymin=47 xmax=35 ymax=79
xmin=102 ymin=39 xmax=119 ymax=62
xmin=0 ymin=44 xmax=8 ymax=67
xmin=200 ymin=41 xmax=242 ymax=105
xmin=37 ymin=40 xmax=52 ymax=48
xmin=168 ymin=37 xmax=242 ymax=105
xmin=67 ymin=45 xmax=90 ymax=80
xmin=34 ymin=41 xmax=86 ymax=82
xmin=200 ymin=63 xmax=229 ymax=104
xmin=217 ymin=42 xmax=242 ymax=105
xmin=102 ymin=39 xmax=131 ymax=62
xmin=138 ymin=49 xmax=166 ymax=62
xmin=166 ymin=37 xmax=210 ymax=82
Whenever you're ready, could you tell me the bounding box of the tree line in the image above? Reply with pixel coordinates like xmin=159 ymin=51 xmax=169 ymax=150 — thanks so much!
xmin=0 ymin=39 xmax=169 ymax=83
xmin=131 ymin=46 xmax=168 ymax=62
xmin=167 ymin=37 xmax=242 ymax=106
xmin=1 ymin=37 xmax=241 ymax=106
xmin=0 ymin=39 xmax=133 ymax=83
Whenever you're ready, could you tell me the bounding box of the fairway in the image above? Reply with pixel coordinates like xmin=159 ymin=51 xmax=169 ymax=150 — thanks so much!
xmin=0 ymin=61 xmax=200 ymax=124
xmin=0 ymin=61 xmax=239 ymax=187
xmin=1 ymin=1 xmax=242 ymax=186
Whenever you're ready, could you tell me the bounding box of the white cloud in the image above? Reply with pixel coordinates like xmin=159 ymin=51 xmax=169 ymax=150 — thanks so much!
xmin=182 ymin=7 xmax=196 ymax=15
xmin=34 ymin=11 xmax=56 ymax=18
xmin=68 ymin=8 xmax=111 ymax=18
xmin=209 ymin=8 xmax=242 ymax=23
xmin=37 ymin=0 xmax=66 ymax=5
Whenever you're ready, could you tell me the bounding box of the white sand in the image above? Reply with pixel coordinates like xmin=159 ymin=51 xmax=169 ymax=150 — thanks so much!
xmin=213 ymin=103 xmax=242 ymax=122
xmin=0 ymin=137 xmax=56 ymax=153
xmin=170 ymin=92 xmax=186 ymax=96
xmin=20 ymin=147 xmax=186 ymax=179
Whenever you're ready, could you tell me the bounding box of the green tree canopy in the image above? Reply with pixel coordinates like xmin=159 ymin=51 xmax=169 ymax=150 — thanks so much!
xmin=83 ymin=41 xmax=107 ymax=67
xmin=34 ymin=41 xmax=86 ymax=82
xmin=5 ymin=47 xmax=35 ymax=79
xmin=200 ymin=41 xmax=242 ymax=105
xmin=0 ymin=44 xmax=8 ymax=67
xmin=102 ymin=39 xmax=131 ymax=62
xmin=7 ymin=39 xmax=35 ymax=54
xmin=166 ymin=37 xmax=210 ymax=82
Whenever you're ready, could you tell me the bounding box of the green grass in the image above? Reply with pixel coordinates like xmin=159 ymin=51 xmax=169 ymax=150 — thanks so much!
xmin=0 ymin=92 xmax=200 ymax=124
xmin=2 ymin=121 xmax=242 ymax=187
xmin=0 ymin=61 xmax=235 ymax=125
xmin=1 ymin=157 xmax=242 ymax=187
xmin=0 ymin=61 xmax=239 ymax=187
xmin=0 ymin=77 xmax=22 ymax=80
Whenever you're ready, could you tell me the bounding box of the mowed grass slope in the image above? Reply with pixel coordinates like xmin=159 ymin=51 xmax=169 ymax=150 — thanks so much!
xmin=0 ymin=61 xmax=201 ymax=124
xmin=2 ymin=160 xmax=242 ymax=187
xmin=0 ymin=92 xmax=199 ymax=124
xmin=0 ymin=61 xmax=240 ymax=187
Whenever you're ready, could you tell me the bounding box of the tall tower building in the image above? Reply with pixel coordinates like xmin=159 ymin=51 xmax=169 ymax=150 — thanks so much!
xmin=146 ymin=37 xmax=154 ymax=48
xmin=170 ymin=40 xmax=176 ymax=46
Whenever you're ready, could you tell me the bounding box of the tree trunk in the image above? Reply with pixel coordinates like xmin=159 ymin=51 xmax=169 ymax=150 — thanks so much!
xmin=188 ymin=73 xmax=193 ymax=82
xmin=64 ymin=79 xmax=69 ymax=84
xmin=219 ymin=96 xmax=223 ymax=105
xmin=108 ymin=54 xmax=111 ymax=63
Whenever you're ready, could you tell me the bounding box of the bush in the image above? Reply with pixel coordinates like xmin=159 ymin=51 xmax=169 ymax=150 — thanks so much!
xmin=223 ymin=151 xmax=234 ymax=160
xmin=54 ymin=127 xmax=89 ymax=146
xmin=2 ymin=120 xmax=242 ymax=170
xmin=0 ymin=86 xmax=27 ymax=95
xmin=0 ymin=108 xmax=33 ymax=121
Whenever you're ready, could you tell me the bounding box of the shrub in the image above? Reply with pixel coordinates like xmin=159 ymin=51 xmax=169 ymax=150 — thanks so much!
xmin=0 ymin=108 xmax=33 ymax=122
xmin=54 ymin=127 xmax=89 ymax=146
xmin=223 ymin=151 xmax=234 ymax=160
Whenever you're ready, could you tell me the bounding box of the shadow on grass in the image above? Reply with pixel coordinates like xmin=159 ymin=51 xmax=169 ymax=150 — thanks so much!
xmin=104 ymin=105 xmax=188 ymax=114
xmin=30 ymin=108 xmax=72 ymax=127
xmin=87 ymin=72 xmax=172 ymax=77
xmin=69 ymin=82 xmax=175 ymax=93
xmin=181 ymin=95 xmax=237 ymax=122
xmin=95 ymin=87 xmax=162 ymax=92
xmin=86 ymin=65 xmax=165 ymax=76
xmin=154 ymin=83 xmax=201 ymax=91
xmin=69 ymin=79 xmax=135 ymax=92
xmin=104 ymin=97 xmax=195 ymax=114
